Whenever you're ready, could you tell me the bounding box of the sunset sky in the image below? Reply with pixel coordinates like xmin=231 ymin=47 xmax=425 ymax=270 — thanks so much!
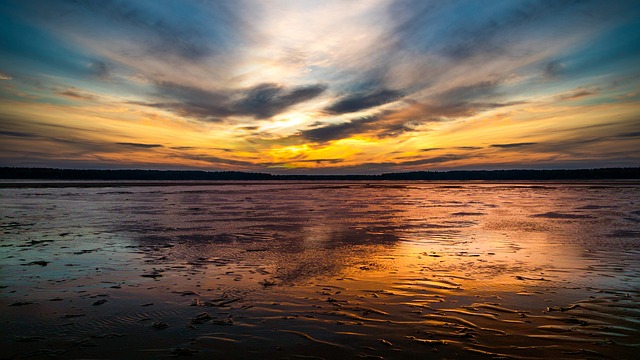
xmin=1 ymin=0 xmax=639 ymax=174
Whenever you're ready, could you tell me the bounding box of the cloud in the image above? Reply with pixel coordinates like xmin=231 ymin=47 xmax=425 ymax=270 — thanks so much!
xmin=237 ymin=125 xmax=259 ymax=131
xmin=53 ymin=0 xmax=245 ymax=61
xmin=300 ymin=114 xmax=380 ymax=142
xmin=57 ymin=89 xmax=98 ymax=100
xmin=146 ymin=82 xmax=327 ymax=121
xmin=555 ymin=89 xmax=596 ymax=101
xmin=300 ymin=93 xmax=525 ymax=143
xmin=388 ymin=0 xmax=609 ymax=61
xmin=0 ymin=130 xmax=38 ymax=138
xmin=234 ymin=83 xmax=328 ymax=119
xmin=295 ymin=158 xmax=344 ymax=164
xmin=615 ymin=131 xmax=640 ymax=138
xmin=454 ymin=146 xmax=483 ymax=151
xmin=398 ymin=154 xmax=478 ymax=166
xmin=1 ymin=0 xmax=639 ymax=172
xmin=324 ymin=89 xmax=404 ymax=115
xmin=174 ymin=153 xmax=258 ymax=167
xmin=90 ymin=61 xmax=111 ymax=80
xmin=491 ymin=142 xmax=538 ymax=148
xmin=116 ymin=142 xmax=163 ymax=149
xmin=544 ymin=60 xmax=565 ymax=80
xmin=0 ymin=130 xmax=168 ymax=157
xmin=0 ymin=0 xmax=257 ymax=90
xmin=0 ymin=72 xmax=11 ymax=80
xmin=436 ymin=81 xmax=498 ymax=102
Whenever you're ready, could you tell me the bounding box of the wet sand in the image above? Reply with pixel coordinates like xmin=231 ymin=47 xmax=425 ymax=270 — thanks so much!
xmin=1 ymin=181 xmax=639 ymax=359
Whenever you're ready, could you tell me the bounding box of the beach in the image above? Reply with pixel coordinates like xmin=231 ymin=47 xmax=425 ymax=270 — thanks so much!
xmin=1 ymin=181 xmax=639 ymax=359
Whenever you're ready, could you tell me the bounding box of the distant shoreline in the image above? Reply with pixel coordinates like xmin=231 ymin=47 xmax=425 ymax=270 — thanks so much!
xmin=1 ymin=167 xmax=639 ymax=183
xmin=1 ymin=179 xmax=639 ymax=189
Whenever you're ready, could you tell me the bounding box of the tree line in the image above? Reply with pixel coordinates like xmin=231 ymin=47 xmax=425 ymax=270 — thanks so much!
xmin=1 ymin=167 xmax=639 ymax=181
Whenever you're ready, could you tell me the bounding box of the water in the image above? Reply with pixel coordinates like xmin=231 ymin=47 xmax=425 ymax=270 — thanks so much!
xmin=1 ymin=181 xmax=639 ymax=359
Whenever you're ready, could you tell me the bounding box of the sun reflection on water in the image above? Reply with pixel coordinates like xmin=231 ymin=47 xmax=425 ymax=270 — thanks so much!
xmin=1 ymin=182 xmax=639 ymax=359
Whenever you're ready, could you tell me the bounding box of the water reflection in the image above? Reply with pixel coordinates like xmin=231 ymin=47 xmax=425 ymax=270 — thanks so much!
xmin=1 ymin=182 xmax=639 ymax=359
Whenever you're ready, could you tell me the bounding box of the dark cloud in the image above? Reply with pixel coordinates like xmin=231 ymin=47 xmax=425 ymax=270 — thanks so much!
xmin=615 ymin=131 xmax=640 ymax=138
xmin=295 ymin=159 xmax=344 ymax=164
xmin=556 ymin=89 xmax=595 ymax=101
xmin=324 ymin=89 xmax=403 ymax=115
xmin=62 ymin=0 xmax=244 ymax=60
xmin=300 ymin=94 xmax=524 ymax=143
xmin=90 ymin=61 xmax=111 ymax=80
xmin=454 ymin=146 xmax=483 ymax=151
xmin=238 ymin=125 xmax=259 ymax=131
xmin=427 ymin=101 xmax=519 ymax=118
xmin=0 ymin=132 xmax=167 ymax=158
xmin=148 ymin=82 xmax=327 ymax=120
xmin=168 ymin=146 xmax=233 ymax=153
xmin=234 ymin=83 xmax=327 ymax=119
xmin=1 ymin=0 xmax=254 ymax=82
xmin=491 ymin=142 xmax=538 ymax=148
xmin=0 ymin=130 xmax=39 ymax=138
xmin=303 ymin=153 xmax=477 ymax=174
xmin=544 ymin=60 xmax=565 ymax=79
xmin=389 ymin=0 xmax=604 ymax=61
xmin=139 ymin=83 xmax=230 ymax=121
xmin=116 ymin=142 xmax=163 ymax=149
xmin=300 ymin=115 xmax=380 ymax=142
xmin=58 ymin=89 xmax=98 ymax=100
xmin=437 ymin=81 xmax=498 ymax=102
xmin=399 ymin=154 xmax=477 ymax=166
xmin=420 ymin=148 xmax=444 ymax=152
xmin=307 ymin=121 xmax=327 ymax=128
xmin=397 ymin=82 xmax=525 ymax=123
xmin=175 ymin=153 xmax=257 ymax=167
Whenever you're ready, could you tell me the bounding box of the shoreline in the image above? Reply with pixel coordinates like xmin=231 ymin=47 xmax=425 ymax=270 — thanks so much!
xmin=1 ymin=179 xmax=639 ymax=188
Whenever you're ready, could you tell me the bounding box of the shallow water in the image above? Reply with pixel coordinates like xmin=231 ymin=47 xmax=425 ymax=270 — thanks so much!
xmin=1 ymin=181 xmax=639 ymax=359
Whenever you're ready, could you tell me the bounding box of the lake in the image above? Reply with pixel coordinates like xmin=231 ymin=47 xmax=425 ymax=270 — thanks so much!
xmin=1 ymin=181 xmax=639 ymax=359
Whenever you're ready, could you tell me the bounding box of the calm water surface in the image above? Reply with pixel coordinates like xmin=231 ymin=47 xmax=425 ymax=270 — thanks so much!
xmin=1 ymin=181 xmax=639 ymax=359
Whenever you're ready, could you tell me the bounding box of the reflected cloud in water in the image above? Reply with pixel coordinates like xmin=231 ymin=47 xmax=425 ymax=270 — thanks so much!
xmin=1 ymin=182 xmax=638 ymax=359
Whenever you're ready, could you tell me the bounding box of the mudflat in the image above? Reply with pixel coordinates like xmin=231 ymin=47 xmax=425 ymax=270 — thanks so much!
xmin=1 ymin=181 xmax=639 ymax=359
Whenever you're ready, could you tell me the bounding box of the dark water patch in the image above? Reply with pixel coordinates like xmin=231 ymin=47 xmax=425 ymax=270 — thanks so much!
xmin=531 ymin=212 xmax=595 ymax=219
xmin=577 ymin=204 xmax=618 ymax=210
xmin=609 ymin=230 xmax=640 ymax=238
xmin=305 ymin=185 xmax=353 ymax=190
xmin=452 ymin=212 xmax=486 ymax=216
xmin=175 ymin=233 xmax=239 ymax=243
xmin=362 ymin=184 xmax=410 ymax=189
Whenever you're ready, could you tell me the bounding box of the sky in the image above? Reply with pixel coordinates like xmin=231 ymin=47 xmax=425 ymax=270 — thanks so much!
xmin=0 ymin=0 xmax=639 ymax=174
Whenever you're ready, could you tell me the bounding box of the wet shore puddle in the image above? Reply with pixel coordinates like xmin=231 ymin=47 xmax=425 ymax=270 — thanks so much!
xmin=1 ymin=181 xmax=639 ymax=359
